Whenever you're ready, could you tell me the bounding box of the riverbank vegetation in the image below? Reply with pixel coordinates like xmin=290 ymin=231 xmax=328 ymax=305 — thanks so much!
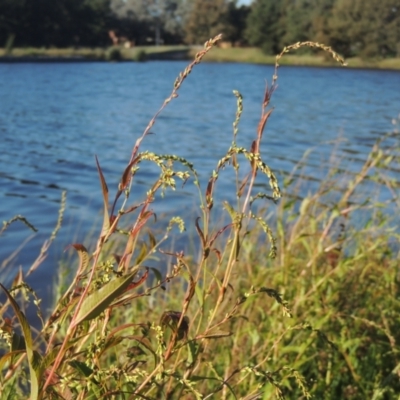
xmin=1 ymin=38 xmax=399 ymax=399
xmin=2 ymin=46 xmax=400 ymax=71
xmin=1 ymin=0 xmax=399 ymax=61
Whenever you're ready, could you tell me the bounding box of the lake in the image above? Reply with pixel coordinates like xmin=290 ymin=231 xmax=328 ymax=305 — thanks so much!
xmin=0 ymin=61 xmax=399 ymax=304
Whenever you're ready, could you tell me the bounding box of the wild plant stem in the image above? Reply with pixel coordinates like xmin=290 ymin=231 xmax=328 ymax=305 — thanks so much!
xmin=42 ymin=240 xmax=103 ymax=393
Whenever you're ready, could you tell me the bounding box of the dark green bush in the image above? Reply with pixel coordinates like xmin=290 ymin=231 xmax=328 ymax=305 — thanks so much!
xmin=107 ymin=47 xmax=122 ymax=62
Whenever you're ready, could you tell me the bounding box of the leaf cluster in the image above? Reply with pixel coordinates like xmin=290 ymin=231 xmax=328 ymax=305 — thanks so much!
xmin=1 ymin=37 xmax=399 ymax=400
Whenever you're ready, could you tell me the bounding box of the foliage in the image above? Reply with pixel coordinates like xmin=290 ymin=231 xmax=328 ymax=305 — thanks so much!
xmin=133 ymin=49 xmax=148 ymax=62
xmin=0 ymin=0 xmax=112 ymax=47
xmin=183 ymin=0 xmax=233 ymax=45
xmin=328 ymin=0 xmax=400 ymax=57
xmin=110 ymin=0 xmax=188 ymax=45
xmin=245 ymin=0 xmax=284 ymax=54
xmin=245 ymin=0 xmax=400 ymax=57
xmin=1 ymin=0 xmax=399 ymax=58
xmin=106 ymin=46 xmax=122 ymax=61
xmin=1 ymin=37 xmax=400 ymax=400
xmin=224 ymin=2 xmax=251 ymax=45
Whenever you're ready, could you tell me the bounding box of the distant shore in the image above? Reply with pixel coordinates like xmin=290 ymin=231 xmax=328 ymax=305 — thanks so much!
xmin=1 ymin=46 xmax=400 ymax=70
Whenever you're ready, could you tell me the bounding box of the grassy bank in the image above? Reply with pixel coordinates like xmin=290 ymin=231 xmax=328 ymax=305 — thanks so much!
xmin=1 ymin=38 xmax=399 ymax=399
xmin=201 ymin=47 xmax=400 ymax=70
xmin=0 ymin=45 xmax=191 ymax=62
xmin=2 ymin=45 xmax=400 ymax=70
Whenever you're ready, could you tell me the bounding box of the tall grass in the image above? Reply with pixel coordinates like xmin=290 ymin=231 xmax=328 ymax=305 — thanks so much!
xmin=0 ymin=36 xmax=399 ymax=400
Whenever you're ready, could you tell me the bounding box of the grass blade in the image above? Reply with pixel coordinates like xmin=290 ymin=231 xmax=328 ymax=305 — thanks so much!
xmin=0 ymin=284 xmax=40 ymax=400
xmin=95 ymin=155 xmax=110 ymax=237
xmin=73 ymin=271 xmax=138 ymax=327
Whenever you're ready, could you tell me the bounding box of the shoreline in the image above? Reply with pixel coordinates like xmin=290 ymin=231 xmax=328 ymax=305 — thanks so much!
xmin=1 ymin=46 xmax=400 ymax=71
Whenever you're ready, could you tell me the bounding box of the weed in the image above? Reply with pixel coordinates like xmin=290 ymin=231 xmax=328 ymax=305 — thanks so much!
xmin=1 ymin=36 xmax=399 ymax=400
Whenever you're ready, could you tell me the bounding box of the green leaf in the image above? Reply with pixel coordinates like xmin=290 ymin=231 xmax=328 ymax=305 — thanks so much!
xmin=148 ymin=231 xmax=157 ymax=249
xmin=69 ymin=360 xmax=103 ymax=398
xmin=11 ymin=332 xmax=26 ymax=352
xmin=0 ymin=284 xmax=40 ymax=400
xmin=300 ymin=197 xmax=310 ymax=216
xmin=223 ymin=200 xmax=238 ymax=222
xmin=135 ymin=242 xmax=148 ymax=264
xmin=0 ymin=350 xmax=25 ymax=372
xmin=40 ymin=334 xmax=84 ymax=372
xmin=68 ymin=360 xmax=94 ymax=378
xmin=186 ymin=340 xmax=199 ymax=367
xmin=197 ymin=331 xmax=232 ymax=339
xmin=95 ymin=155 xmax=110 ymax=238
xmin=150 ymin=267 xmax=163 ymax=284
xmin=73 ymin=271 xmax=137 ymax=327
xmin=0 ymin=378 xmax=18 ymax=400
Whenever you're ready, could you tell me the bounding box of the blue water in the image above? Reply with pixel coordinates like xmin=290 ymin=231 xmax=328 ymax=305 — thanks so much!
xmin=0 ymin=61 xmax=399 ymax=302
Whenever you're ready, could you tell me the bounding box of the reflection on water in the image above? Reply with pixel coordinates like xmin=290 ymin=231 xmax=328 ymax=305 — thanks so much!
xmin=0 ymin=61 xmax=399 ymax=295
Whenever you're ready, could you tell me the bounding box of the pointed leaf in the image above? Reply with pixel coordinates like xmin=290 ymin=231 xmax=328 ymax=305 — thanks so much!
xmin=11 ymin=269 xmax=23 ymax=289
xmin=135 ymin=242 xmax=148 ymax=265
xmin=209 ymin=223 xmax=233 ymax=248
xmin=123 ymin=211 xmax=154 ymax=269
xmin=186 ymin=340 xmax=199 ymax=367
xmin=148 ymin=231 xmax=157 ymax=250
xmin=197 ymin=331 xmax=232 ymax=339
xmin=223 ymin=201 xmax=238 ymax=222
xmin=119 ymin=158 xmax=137 ymax=192
xmin=69 ymin=244 xmax=89 ymax=274
xmin=128 ymin=335 xmax=157 ymax=366
xmin=0 ymin=284 xmax=39 ymax=399
xmin=237 ymin=174 xmax=250 ymax=198
xmin=126 ymin=268 xmax=149 ymax=291
xmin=185 ymin=275 xmax=197 ymax=303
xmin=11 ymin=332 xmax=26 ymax=352
xmin=0 ymin=350 xmax=25 ymax=372
xmin=98 ymin=336 xmax=124 ymax=357
xmin=11 ymin=332 xmax=26 ymax=365
xmin=95 ymin=155 xmax=110 ymax=237
xmin=195 ymin=217 xmax=206 ymax=248
xmin=211 ymin=247 xmax=222 ymax=263
xmin=68 ymin=360 xmax=94 ymax=378
xmin=150 ymin=267 xmax=163 ymax=284
xmin=250 ymin=139 xmax=257 ymax=154
xmin=129 ymin=336 xmax=155 ymax=355
xmin=73 ymin=271 xmax=137 ymax=326
xmin=206 ymin=178 xmax=214 ymax=209
xmin=257 ymin=108 xmax=273 ymax=141
xmin=263 ymin=81 xmax=276 ymax=108
xmin=40 ymin=334 xmax=84 ymax=372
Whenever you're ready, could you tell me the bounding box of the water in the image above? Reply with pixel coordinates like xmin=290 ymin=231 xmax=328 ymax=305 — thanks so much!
xmin=0 ymin=61 xmax=399 ymax=303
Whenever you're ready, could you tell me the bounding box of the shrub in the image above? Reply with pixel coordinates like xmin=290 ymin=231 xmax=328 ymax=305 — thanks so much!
xmin=1 ymin=36 xmax=399 ymax=400
xmin=107 ymin=47 xmax=122 ymax=62
xmin=134 ymin=49 xmax=148 ymax=62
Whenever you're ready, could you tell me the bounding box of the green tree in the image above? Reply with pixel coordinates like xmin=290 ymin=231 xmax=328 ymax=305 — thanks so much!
xmin=329 ymin=0 xmax=400 ymax=57
xmin=111 ymin=0 xmax=186 ymax=44
xmin=183 ymin=0 xmax=233 ymax=45
xmin=279 ymin=0 xmax=314 ymax=47
xmin=0 ymin=0 xmax=112 ymax=47
xmin=0 ymin=0 xmax=26 ymax=48
xmin=309 ymin=0 xmax=336 ymax=45
xmin=245 ymin=0 xmax=283 ymax=54
xmin=225 ymin=2 xmax=251 ymax=45
xmin=279 ymin=0 xmax=337 ymax=51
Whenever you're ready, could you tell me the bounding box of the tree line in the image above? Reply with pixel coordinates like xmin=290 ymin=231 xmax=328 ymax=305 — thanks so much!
xmin=247 ymin=0 xmax=400 ymax=58
xmin=1 ymin=0 xmax=399 ymax=58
